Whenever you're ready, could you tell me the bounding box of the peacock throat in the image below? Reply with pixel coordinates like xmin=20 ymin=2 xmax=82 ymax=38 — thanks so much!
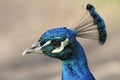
xmin=62 ymin=41 xmax=95 ymax=80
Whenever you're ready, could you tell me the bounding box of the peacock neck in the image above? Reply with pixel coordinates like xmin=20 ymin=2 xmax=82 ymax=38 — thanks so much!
xmin=62 ymin=41 xmax=95 ymax=80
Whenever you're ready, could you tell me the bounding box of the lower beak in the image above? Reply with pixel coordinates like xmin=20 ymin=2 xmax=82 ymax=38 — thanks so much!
xmin=22 ymin=42 xmax=42 ymax=56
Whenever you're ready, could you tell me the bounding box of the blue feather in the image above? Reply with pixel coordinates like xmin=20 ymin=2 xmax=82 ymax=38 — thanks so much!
xmin=62 ymin=41 xmax=95 ymax=80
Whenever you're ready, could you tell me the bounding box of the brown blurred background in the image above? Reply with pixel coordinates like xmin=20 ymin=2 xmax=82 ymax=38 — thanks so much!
xmin=0 ymin=0 xmax=120 ymax=80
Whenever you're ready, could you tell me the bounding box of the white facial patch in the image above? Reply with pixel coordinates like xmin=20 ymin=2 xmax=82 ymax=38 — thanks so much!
xmin=34 ymin=40 xmax=51 ymax=50
xmin=42 ymin=40 xmax=51 ymax=48
xmin=52 ymin=38 xmax=69 ymax=53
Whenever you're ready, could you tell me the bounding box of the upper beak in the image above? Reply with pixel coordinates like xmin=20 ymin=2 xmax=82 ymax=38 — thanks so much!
xmin=22 ymin=42 xmax=42 ymax=56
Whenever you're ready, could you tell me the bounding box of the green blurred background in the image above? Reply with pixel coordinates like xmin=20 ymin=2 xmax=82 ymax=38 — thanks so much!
xmin=0 ymin=0 xmax=120 ymax=80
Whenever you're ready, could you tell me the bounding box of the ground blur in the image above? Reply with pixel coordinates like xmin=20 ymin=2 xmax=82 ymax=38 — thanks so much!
xmin=0 ymin=0 xmax=120 ymax=80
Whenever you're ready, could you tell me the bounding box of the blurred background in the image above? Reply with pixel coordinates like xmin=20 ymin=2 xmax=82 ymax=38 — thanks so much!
xmin=0 ymin=0 xmax=120 ymax=80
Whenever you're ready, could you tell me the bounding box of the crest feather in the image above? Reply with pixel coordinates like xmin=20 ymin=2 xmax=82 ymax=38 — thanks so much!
xmin=71 ymin=4 xmax=107 ymax=44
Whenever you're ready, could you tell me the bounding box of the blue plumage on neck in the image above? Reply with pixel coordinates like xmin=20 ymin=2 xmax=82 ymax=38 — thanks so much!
xmin=62 ymin=41 xmax=95 ymax=80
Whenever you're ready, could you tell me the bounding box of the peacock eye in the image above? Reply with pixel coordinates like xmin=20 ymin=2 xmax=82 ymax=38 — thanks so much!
xmin=51 ymin=40 xmax=61 ymax=47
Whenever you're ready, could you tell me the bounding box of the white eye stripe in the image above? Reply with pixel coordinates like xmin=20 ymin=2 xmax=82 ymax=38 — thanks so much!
xmin=54 ymin=37 xmax=61 ymax=39
xmin=35 ymin=40 xmax=51 ymax=50
xmin=52 ymin=38 xmax=69 ymax=53
xmin=42 ymin=40 xmax=51 ymax=48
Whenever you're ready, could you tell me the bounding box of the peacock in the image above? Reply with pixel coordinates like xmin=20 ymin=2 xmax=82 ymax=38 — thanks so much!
xmin=23 ymin=4 xmax=107 ymax=80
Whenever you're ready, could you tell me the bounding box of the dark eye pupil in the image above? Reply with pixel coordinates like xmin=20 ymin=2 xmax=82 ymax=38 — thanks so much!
xmin=51 ymin=40 xmax=60 ymax=47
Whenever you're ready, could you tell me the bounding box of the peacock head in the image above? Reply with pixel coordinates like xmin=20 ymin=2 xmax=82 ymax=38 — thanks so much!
xmin=22 ymin=4 xmax=107 ymax=60
xmin=23 ymin=27 xmax=77 ymax=60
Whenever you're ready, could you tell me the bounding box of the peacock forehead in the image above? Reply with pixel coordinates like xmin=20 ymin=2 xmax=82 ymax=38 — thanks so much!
xmin=40 ymin=27 xmax=76 ymax=43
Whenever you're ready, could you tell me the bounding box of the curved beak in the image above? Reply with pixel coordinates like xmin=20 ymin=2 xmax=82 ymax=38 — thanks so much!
xmin=22 ymin=42 xmax=42 ymax=56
